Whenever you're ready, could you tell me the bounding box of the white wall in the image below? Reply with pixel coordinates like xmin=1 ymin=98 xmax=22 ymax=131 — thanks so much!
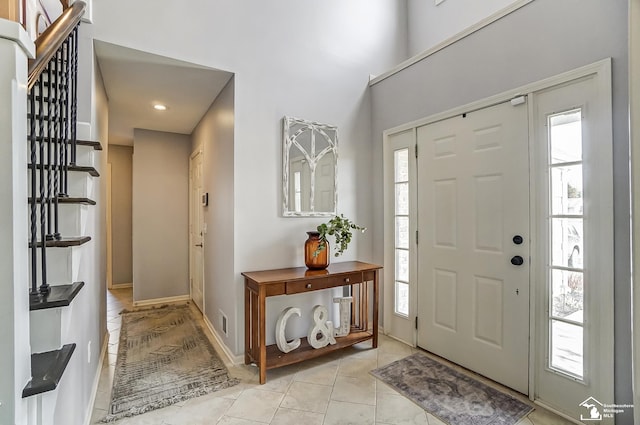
xmin=191 ymin=77 xmax=235 ymax=344
xmin=372 ymin=0 xmax=632 ymax=422
xmin=407 ymin=0 xmax=522 ymax=55
xmin=88 ymin=0 xmax=408 ymax=356
xmin=0 ymin=20 xmax=33 ymax=425
xmin=132 ymin=129 xmax=191 ymax=302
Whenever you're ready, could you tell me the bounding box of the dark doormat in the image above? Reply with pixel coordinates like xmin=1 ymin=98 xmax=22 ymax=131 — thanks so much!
xmin=371 ymin=353 xmax=532 ymax=425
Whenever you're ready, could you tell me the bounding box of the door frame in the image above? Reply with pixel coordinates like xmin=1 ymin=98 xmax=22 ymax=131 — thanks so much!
xmin=382 ymin=58 xmax=613 ymax=412
xmin=630 ymin=0 xmax=640 ymax=422
xmin=189 ymin=149 xmax=205 ymax=312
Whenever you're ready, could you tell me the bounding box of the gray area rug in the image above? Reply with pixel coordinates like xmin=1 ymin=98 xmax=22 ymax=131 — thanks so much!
xmin=104 ymin=304 xmax=239 ymax=422
xmin=371 ymin=353 xmax=532 ymax=425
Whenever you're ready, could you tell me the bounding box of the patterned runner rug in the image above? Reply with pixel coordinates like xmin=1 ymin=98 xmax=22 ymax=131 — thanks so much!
xmin=104 ymin=304 xmax=238 ymax=422
xmin=371 ymin=353 xmax=532 ymax=425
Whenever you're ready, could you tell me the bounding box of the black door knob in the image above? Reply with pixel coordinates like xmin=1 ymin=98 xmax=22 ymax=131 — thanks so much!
xmin=513 ymin=235 xmax=523 ymax=245
xmin=511 ymin=255 xmax=524 ymax=266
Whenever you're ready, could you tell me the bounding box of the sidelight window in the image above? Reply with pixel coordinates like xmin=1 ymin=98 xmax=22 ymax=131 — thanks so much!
xmin=394 ymin=149 xmax=410 ymax=317
xmin=547 ymin=109 xmax=584 ymax=380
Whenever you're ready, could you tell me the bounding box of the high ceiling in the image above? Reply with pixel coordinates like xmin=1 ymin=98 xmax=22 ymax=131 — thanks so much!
xmin=94 ymin=41 xmax=233 ymax=146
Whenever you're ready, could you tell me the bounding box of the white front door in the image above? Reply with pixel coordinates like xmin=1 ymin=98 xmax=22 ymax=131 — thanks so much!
xmin=189 ymin=151 xmax=204 ymax=312
xmin=416 ymin=100 xmax=530 ymax=394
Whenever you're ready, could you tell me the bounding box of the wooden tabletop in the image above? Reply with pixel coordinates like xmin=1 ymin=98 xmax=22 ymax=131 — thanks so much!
xmin=241 ymin=261 xmax=382 ymax=284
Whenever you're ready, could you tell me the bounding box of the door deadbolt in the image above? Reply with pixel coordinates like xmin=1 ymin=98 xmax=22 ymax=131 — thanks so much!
xmin=513 ymin=235 xmax=523 ymax=245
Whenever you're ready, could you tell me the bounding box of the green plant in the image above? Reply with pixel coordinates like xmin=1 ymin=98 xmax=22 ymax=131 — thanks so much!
xmin=314 ymin=214 xmax=366 ymax=257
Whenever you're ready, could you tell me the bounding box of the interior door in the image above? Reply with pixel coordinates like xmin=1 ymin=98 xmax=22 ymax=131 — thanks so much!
xmin=416 ymin=100 xmax=530 ymax=394
xmin=189 ymin=151 xmax=204 ymax=312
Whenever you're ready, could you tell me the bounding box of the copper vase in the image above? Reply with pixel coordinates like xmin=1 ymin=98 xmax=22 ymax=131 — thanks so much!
xmin=305 ymin=231 xmax=329 ymax=270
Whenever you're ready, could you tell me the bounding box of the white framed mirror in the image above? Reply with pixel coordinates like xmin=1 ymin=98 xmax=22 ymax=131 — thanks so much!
xmin=282 ymin=116 xmax=338 ymax=217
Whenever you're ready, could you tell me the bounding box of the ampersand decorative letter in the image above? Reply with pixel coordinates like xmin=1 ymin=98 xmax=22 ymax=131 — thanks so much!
xmin=275 ymin=307 xmax=302 ymax=353
xmin=308 ymin=305 xmax=337 ymax=349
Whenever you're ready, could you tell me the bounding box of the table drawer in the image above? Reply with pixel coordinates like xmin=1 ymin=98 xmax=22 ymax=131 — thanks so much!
xmin=284 ymin=273 xmax=362 ymax=295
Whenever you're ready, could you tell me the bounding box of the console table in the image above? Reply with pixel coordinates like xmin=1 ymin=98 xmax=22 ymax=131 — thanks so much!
xmin=242 ymin=261 xmax=382 ymax=384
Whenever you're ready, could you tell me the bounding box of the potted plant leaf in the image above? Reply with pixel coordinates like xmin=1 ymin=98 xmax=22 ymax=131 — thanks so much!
xmin=304 ymin=214 xmax=366 ymax=269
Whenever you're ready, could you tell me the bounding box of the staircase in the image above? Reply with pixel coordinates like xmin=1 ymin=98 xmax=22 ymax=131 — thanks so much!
xmin=21 ymin=1 xmax=101 ymax=401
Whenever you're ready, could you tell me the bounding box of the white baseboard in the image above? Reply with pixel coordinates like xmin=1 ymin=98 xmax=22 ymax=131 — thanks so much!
xmin=110 ymin=283 xmax=132 ymax=289
xmin=83 ymin=330 xmax=109 ymax=425
xmin=133 ymin=294 xmax=190 ymax=308
xmin=202 ymin=314 xmax=244 ymax=365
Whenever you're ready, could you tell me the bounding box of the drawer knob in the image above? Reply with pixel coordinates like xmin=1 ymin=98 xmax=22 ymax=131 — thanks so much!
xmin=344 ymin=278 xmax=350 ymax=283
xmin=306 ymin=283 xmax=312 ymax=289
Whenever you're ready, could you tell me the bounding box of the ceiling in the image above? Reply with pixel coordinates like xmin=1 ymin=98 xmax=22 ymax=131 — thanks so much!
xmin=94 ymin=41 xmax=233 ymax=146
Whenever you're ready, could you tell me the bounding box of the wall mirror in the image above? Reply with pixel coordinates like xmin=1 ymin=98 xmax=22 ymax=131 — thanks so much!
xmin=282 ymin=116 xmax=338 ymax=217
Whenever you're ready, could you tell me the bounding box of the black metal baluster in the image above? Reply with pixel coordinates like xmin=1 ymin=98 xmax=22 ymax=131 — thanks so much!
xmin=45 ymin=61 xmax=55 ymax=241
xmin=37 ymin=76 xmax=49 ymax=295
xmin=59 ymin=38 xmax=70 ymax=198
xmin=52 ymin=46 xmax=64 ymax=240
xmin=29 ymin=88 xmax=38 ymax=296
xmin=70 ymin=27 xmax=78 ymax=166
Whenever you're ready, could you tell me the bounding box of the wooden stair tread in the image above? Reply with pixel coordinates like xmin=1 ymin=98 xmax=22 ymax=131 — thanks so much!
xmin=30 ymin=236 xmax=91 ymax=248
xmin=29 ymin=282 xmax=84 ymax=311
xmin=76 ymin=139 xmax=103 ymax=150
xmin=28 ymin=163 xmax=100 ymax=177
xmin=29 ymin=197 xmax=96 ymax=205
xmin=22 ymin=344 xmax=76 ymax=398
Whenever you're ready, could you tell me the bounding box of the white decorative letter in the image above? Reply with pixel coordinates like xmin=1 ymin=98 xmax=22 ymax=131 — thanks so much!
xmin=308 ymin=305 xmax=337 ymax=349
xmin=333 ymin=296 xmax=353 ymax=337
xmin=275 ymin=307 xmax=302 ymax=353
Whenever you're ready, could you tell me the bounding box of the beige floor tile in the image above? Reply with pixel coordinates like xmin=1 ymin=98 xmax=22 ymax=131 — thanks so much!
xmin=515 ymin=417 xmax=534 ymax=425
xmin=270 ymin=408 xmax=325 ymax=425
xmin=338 ymin=356 xmax=378 ymax=378
xmin=89 ymin=408 xmax=107 ymax=424
xmin=376 ymin=393 xmax=428 ymax=425
xmin=224 ymin=387 xmax=284 ymax=422
xmin=293 ymin=362 xmax=338 ymax=386
xmin=323 ymin=400 xmax=375 ymax=425
xmin=164 ymin=396 xmax=233 ymax=425
xmin=375 ymin=380 xmax=399 ymax=396
xmin=216 ymin=416 xmax=268 ymax=425
xmin=527 ymin=408 xmax=575 ymax=425
xmin=426 ymin=413 xmax=447 ymax=425
xmin=93 ymin=389 xmax=111 ymax=411
xmin=331 ymin=375 xmax=376 ymax=406
xmin=116 ymin=404 xmax=181 ymax=425
xmin=280 ymin=381 xmax=332 ymax=413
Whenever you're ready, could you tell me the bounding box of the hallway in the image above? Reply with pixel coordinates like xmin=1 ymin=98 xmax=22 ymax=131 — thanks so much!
xmin=90 ymin=289 xmax=571 ymax=425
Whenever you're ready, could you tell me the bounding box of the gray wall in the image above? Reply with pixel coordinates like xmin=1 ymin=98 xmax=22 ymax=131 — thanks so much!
xmin=108 ymin=145 xmax=133 ymax=285
xmin=406 ymin=0 xmax=520 ymax=56
xmin=371 ymin=0 xmax=631 ymax=421
xmin=132 ymin=129 xmax=191 ymax=302
xmin=87 ymin=0 xmax=408 ymax=355
xmin=191 ymin=77 xmax=235 ymax=344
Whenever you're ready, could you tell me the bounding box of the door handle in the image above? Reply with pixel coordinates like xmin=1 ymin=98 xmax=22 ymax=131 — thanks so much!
xmin=510 ymin=255 xmax=524 ymax=266
xmin=195 ymin=243 xmax=203 ymax=247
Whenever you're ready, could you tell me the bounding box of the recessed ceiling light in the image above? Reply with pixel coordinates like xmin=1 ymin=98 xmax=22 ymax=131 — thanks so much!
xmin=153 ymin=103 xmax=167 ymax=111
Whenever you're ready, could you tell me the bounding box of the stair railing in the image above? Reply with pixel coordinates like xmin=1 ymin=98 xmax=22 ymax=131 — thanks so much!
xmin=27 ymin=1 xmax=85 ymax=297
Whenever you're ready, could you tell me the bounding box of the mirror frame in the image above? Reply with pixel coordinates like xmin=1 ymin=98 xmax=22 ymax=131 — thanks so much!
xmin=282 ymin=116 xmax=338 ymax=217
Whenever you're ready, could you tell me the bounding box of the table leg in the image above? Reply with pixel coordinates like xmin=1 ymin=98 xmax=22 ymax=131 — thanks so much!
xmin=373 ymin=270 xmax=379 ymax=348
xmin=258 ymin=286 xmax=267 ymax=384
xmin=244 ymin=283 xmax=251 ymax=365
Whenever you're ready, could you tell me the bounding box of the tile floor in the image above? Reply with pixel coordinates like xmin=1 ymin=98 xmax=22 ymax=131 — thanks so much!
xmin=90 ymin=288 xmax=574 ymax=425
